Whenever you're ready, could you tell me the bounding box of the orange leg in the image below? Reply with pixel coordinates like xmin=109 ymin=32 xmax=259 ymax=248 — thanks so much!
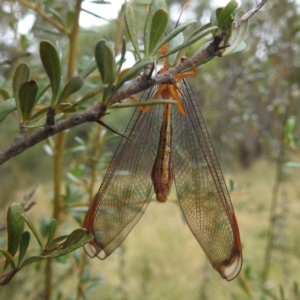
xmin=126 ymin=66 xmax=197 ymax=116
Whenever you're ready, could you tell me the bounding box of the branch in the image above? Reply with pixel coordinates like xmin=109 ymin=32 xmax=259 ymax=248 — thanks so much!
xmin=18 ymin=0 xmax=70 ymax=36
xmin=0 ymin=0 xmax=269 ymax=165
xmin=234 ymin=0 xmax=268 ymax=28
xmin=0 ymin=38 xmax=220 ymax=165
xmin=0 ymin=103 xmax=103 ymax=165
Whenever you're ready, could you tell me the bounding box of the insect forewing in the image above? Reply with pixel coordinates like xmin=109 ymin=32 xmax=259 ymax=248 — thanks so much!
xmin=83 ymin=88 xmax=164 ymax=259
xmin=172 ymin=80 xmax=242 ymax=281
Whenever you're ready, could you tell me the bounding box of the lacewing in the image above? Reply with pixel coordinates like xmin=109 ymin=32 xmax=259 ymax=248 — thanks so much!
xmin=83 ymin=55 xmax=242 ymax=281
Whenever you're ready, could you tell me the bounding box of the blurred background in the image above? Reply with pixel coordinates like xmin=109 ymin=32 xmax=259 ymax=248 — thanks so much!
xmin=0 ymin=0 xmax=300 ymax=299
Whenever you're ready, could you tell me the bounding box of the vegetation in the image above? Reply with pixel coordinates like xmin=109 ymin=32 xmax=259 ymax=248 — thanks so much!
xmin=1 ymin=0 xmax=299 ymax=299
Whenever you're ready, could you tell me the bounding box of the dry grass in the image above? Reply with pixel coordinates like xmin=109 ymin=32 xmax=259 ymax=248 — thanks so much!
xmin=1 ymin=159 xmax=300 ymax=300
xmin=85 ymin=159 xmax=300 ymax=299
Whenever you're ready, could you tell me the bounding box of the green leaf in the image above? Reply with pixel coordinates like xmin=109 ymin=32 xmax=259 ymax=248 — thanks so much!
xmin=0 ymin=248 xmax=16 ymax=269
xmin=124 ymin=3 xmax=141 ymax=60
xmin=284 ymin=162 xmax=300 ymax=169
xmin=159 ymin=26 xmax=218 ymax=59
xmin=284 ymin=117 xmax=296 ymax=137
xmin=0 ymin=88 xmax=10 ymax=100
xmin=35 ymin=84 xmax=50 ymax=104
xmin=223 ymin=11 xmax=248 ymax=56
xmin=21 ymin=255 xmax=45 ymax=268
xmin=152 ymin=20 xmax=197 ymax=56
xmin=48 ymin=7 xmax=65 ymax=26
xmin=46 ymin=219 xmax=57 ymax=248
xmin=56 ymin=103 xmax=77 ymax=113
xmin=225 ymin=41 xmax=246 ymax=55
xmin=117 ymin=37 xmax=127 ymax=75
xmin=47 ymin=235 xmax=69 ymax=248
xmin=167 ymin=33 xmax=184 ymax=67
xmin=18 ymin=231 xmax=30 ymax=265
xmin=39 ymin=40 xmax=61 ymax=107
xmin=12 ymin=63 xmax=30 ymax=118
xmin=79 ymin=60 xmax=97 ymax=79
xmin=46 ymin=230 xmax=94 ymax=258
xmin=22 ymin=214 xmax=44 ymax=250
xmin=148 ymin=8 xmax=169 ymax=56
xmin=0 ymin=98 xmax=16 ymax=123
xmin=144 ymin=0 xmax=167 ymax=57
xmin=61 ymin=229 xmax=87 ymax=249
xmin=114 ymin=57 xmax=155 ymax=92
xmin=188 ymin=22 xmax=213 ymax=40
xmin=210 ymin=7 xmax=222 ymax=27
xmin=19 ymin=80 xmax=38 ymax=123
xmin=217 ymin=0 xmax=238 ymax=29
xmin=95 ymin=40 xmax=116 ymax=104
xmin=56 ymin=76 xmax=84 ymax=107
xmin=6 ymin=203 xmax=25 ymax=258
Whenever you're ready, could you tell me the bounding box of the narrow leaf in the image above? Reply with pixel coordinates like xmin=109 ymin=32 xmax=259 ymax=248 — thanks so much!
xmin=285 ymin=162 xmax=300 ymax=169
xmin=61 ymin=229 xmax=87 ymax=249
xmin=12 ymin=63 xmax=30 ymax=118
xmin=46 ymin=231 xmax=94 ymax=258
xmin=189 ymin=23 xmax=212 ymax=40
xmin=0 ymin=98 xmax=16 ymax=123
xmin=152 ymin=20 xmax=196 ymax=56
xmin=223 ymin=11 xmax=248 ymax=56
xmin=56 ymin=103 xmax=77 ymax=113
xmin=168 ymin=33 xmax=184 ymax=67
xmin=210 ymin=8 xmax=222 ymax=27
xmin=56 ymin=76 xmax=84 ymax=107
xmin=21 ymin=255 xmax=45 ymax=268
xmin=124 ymin=3 xmax=141 ymax=60
xmin=79 ymin=60 xmax=97 ymax=79
xmin=19 ymin=80 xmax=38 ymax=123
xmin=35 ymin=84 xmax=50 ymax=104
xmin=39 ymin=40 xmax=61 ymax=107
xmin=224 ymin=41 xmax=246 ymax=55
xmin=284 ymin=117 xmax=295 ymax=137
xmin=22 ymin=214 xmax=44 ymax=249
xmin=144 ymin=0 xmax=167 ymax=57
xmin=217 ymin=0 xmax=239 ymax=29
xmin=0 ymin=248 xmax=16 ymax=269
xmin=18 ymin=231 xmax=30 ymax=265
xmin=0 ymin=88 xmax=10 ymax=100
xmin=117 ymin=37 xmax=127 ymax=75
xmin=114 ymin=57 xmax=154 ymax=92
xmin=46 ymin=219 xmax=57 ymax=248
xmin=47 ymin=235 xmax=69 ymax=248
xmin=148 ymin=8 xmax=169 ymax=56
xmin=7 ymin=203 xmax=25 ymax=258
xmin=95 ymin=40 xmax=116 ymax=103
xmin=159 ymin=26 xmax=218 ymax=59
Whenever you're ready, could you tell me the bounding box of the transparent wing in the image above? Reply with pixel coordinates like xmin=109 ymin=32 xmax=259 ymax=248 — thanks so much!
xmin=83 ymin=87 xmax=164 ymax=259
xmin=172 ymin=79 xmax=242 ymax=281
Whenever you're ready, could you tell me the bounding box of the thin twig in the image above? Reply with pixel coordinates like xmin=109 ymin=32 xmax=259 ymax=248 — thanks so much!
xmin=0 ymin=0 xmax=269 ymax=165
xmin=0 ymin=186 xmax=38 ymax=231
xmin=234 ymin=0 xmax=268 ymax=28
xmin=18 ymin=0 xmax=70 ymax=36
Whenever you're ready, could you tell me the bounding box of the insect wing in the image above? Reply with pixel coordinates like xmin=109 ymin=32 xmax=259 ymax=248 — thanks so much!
xmin=172 ymin=80 xmax=242 ymax=281
xmin=83 ymin=87 xmax=166 ymax=259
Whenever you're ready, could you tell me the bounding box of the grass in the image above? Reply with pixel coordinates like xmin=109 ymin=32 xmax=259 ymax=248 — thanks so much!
xmin=84 ymin=159 xmax=300 ymax=300
xmin=1 ymin=159 xmax=300 ymax=299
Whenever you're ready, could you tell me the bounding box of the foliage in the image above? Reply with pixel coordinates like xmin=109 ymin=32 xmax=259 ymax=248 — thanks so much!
xmin=0 ymin=0 xmax=299 ymax=299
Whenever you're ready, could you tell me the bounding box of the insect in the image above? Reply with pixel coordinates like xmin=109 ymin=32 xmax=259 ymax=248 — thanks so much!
xmin=83 ymin=41 xmax=242 ymax=280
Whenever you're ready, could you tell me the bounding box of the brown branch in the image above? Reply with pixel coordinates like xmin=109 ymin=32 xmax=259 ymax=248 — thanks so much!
xmin=0 ymin=0 xmax=269 ymax=166
xmin=18 ymin=0 xmax=70 ymax=36
xmin=0 ymin=103 xmax=103 ymax=165
xmin=234 ymin=0 xmax=268 ymax=28
xmin=0 ymin=39 xmax=218 ymax=165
